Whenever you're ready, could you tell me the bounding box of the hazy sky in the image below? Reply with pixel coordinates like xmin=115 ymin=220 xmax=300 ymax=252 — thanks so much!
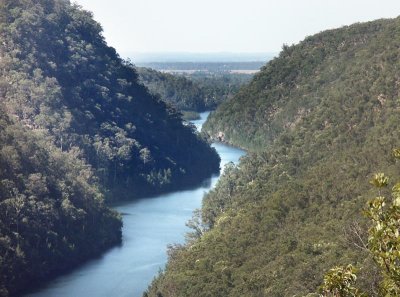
xmin=73 ymin=0 xmax=400 ymax=55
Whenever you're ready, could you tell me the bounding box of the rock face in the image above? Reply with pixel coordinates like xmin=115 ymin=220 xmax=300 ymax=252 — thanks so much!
xmin=217 ymin=131 xmax=225 ymax=142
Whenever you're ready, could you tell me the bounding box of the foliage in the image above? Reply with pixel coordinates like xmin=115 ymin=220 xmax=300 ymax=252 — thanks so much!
xmin=0 ymin=0 xmax=220 ymax=295
xmin=136 ymin=67 xmax=253 ymax=112
xmin=187 ymin=71 xmax=253 ymax=109
xmin=320 ymin=265 xmax=363 ymax=297
xmin=365 ymin=170 xmax=400 ymax=295
xmin=145 ymin=17 xmax=400 ymax=297
xmin=369 ymin=173 xmax=389 ymax=189
xmin=0 ymin=110 xmax=122 ymax=297
xmin=136 ymin=67 xmax=209 ymax=111
xmin=0 ymin=0 xmax=220 ymax=201
xmin=315 ymin=152 xmax=400 ymax=297
xmin=204 ymin=17 xmax=400 ymax=151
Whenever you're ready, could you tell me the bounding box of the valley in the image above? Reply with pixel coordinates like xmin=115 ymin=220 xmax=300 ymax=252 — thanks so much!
xmin=2 ymin=1 xmax=400 ymax=296
xmin=24 ymin=113 xmax=245 ymax=297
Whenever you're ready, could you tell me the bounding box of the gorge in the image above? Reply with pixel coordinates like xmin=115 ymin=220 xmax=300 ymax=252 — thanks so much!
xmin=25 ymin=112 xmax=245 ymax=297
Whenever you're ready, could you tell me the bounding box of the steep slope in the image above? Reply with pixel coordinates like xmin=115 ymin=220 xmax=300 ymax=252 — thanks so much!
xmin=0 ymin=109 xmax=122 ymax=297
xmin=0 ymin=0 xmax=220 ymax=201
xmin=204 ymin=18 xmax=400 ymax=151
xmin=0 ymin=0 xmax=221 ymax=295
xmin=146 ymin=17 xmax=400 ymax=296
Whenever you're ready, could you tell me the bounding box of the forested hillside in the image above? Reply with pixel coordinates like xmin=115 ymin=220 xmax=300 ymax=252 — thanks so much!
xmin=189 ymin=71 xmax=253 ymax=108
xmin=0 ymin=0 xmax=220 ymax=201
xmin=137 ymin=67 xmax=253 ymax=114
xmin=137 ymin=67 xmax=210 ymax=112
xmin=146 ymin=17 xmax=400 ymax=296
xmin=0 ymin=0 xmax=220 ymax=295
xmin=0 ymin=109 xmax=122 ymax=296
xmin=204 ymin=18 xmax=400 ymax=151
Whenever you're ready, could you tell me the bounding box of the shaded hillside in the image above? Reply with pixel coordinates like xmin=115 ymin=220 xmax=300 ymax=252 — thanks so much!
xmin=0 ymin=110 xmax=122 ymax=297
xmin=137 ymin=67 xmax=210 ymax=112
xmin=137 ymin=67 xmax=253 ymax=113
xmin=0 ymin=0 xmax=220 ymax=202
xmin=189 ymin=71 xmax=253 ymax=108
xmin=0 ymin=0 xmax=221 ymax=296
xmin=145 ymin=17 xmax=400 ymax=296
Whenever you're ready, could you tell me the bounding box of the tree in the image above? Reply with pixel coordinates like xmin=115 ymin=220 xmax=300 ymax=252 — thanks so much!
xmin=319 ymin=265 xmax=364 ymax=297
xmin=317 ymin=150 xmax=400 ymax=297
xmin=365 ymin=171 xmax=400 ymax=295
xmin=140 ymin=147 xmax=152 ymax=165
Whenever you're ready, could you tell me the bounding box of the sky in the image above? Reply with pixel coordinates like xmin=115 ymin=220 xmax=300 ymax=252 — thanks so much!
xmin=73 ymin=0 xmax=400 ymax=57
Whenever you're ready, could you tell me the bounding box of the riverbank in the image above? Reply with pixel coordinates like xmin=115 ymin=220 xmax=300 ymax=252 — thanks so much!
xmin=25 ymin=112 xmax=246 ymax=297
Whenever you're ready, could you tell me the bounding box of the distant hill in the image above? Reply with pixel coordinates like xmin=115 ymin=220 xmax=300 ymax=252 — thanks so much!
xmin=137 ymin=67 xmax=254 ymax=113
xmin=136 ymin=62 xmax=265 ymax=72
xmin=136 ymin=67 xmax=210 ymax=112
xmin=145 ymin=17 xmax=400 ymax=296
xmin=125 ymin=52 xmax=275 ymax=63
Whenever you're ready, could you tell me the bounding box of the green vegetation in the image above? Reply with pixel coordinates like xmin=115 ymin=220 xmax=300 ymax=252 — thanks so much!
xmin=318 ymin=265 xmax=364 ymax=297
xmin=316 ymin=165 xmax=400 ymax=297
xmin=321 ymin=166 xmax=400 ymax=297
xmin=364 ymin=172 xmax=400 ymax=296
xmin=189 ymin=71 xmax=253 ymax=108
xmin=0 ymin=109 xmax=122 ymax=297
xmin=145 ymin=17 xmax=400 ymax=296
xmin=137 ymin=67 xmax=253 ymax=113
xmin=0 ymin=0 xmax=221 ymax=295
xmin=137 ymin=67 xmax=209 ymax=112
xmin=181 ymin=111 xmax=201 ymax=121
xmin=0 ymin=0 xmax=220 ymax=201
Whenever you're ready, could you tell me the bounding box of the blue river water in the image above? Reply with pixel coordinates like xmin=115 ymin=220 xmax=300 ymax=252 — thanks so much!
xmin=26 ymin=111 xmax=245 ymax=297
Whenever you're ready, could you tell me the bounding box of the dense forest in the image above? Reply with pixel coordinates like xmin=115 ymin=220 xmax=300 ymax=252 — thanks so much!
xmin=0 ymin=109 xmax=122 ymax=296
xmin=0 ymin=0 xmax=221 ymax=295
xmin=189 ymin=71 xmax=253 ymax=109
xmin=0 ymin=0 xmax=220 ymax=201
xmin=137 ymin=67 xmax=253 ymax=114
xmin=145 ymin=17 xmax=400 ymax=296
xmin=136 ymin=67 xmax=211 ymax=112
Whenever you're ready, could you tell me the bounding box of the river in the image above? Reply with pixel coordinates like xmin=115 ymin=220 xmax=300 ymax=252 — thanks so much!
xmin=26 ymin=111 xmax=245 ymax=297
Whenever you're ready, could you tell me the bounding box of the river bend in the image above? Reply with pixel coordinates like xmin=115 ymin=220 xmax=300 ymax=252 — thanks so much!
xmin=26 ymin=112 xmax=245 ymax=297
